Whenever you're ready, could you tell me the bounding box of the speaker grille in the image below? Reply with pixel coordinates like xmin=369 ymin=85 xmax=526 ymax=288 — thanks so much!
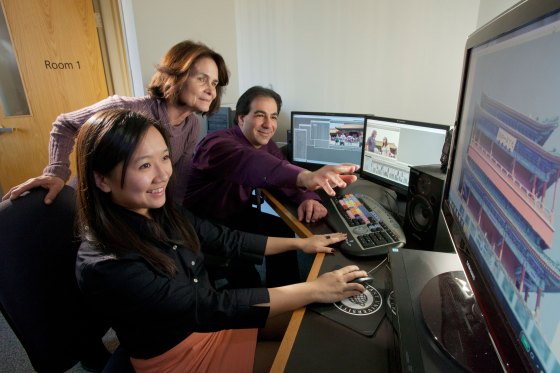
xmin=407 ymin=195 xmax=435 ymax=232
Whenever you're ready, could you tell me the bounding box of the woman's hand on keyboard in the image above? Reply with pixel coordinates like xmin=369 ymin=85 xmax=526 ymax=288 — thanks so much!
xmin=300 ymin=233 xmax=347 ymax=254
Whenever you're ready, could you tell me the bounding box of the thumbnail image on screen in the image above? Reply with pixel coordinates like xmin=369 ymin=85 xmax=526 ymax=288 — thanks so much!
xmin=291 ymin=112 xmax=366 ymax=168
xmin=361 ymin=116 xmax=448 ymax=190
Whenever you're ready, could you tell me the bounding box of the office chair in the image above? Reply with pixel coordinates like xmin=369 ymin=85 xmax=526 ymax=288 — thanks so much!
xmin=0 ymin=186 xmax=132 ymax=372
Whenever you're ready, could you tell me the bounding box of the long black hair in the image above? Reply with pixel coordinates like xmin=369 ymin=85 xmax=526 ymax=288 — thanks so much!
xmin=75 ymin=109 xmax=200 ymax=275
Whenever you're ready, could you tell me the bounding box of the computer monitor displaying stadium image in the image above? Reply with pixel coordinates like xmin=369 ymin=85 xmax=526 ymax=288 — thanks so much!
xmin=442 ymin=1 xmax=560 ymax=371
xmin=361 ymin=115 xmax=448 ymax=198
xmin=290 ymin=111 xmax=366 ymax=170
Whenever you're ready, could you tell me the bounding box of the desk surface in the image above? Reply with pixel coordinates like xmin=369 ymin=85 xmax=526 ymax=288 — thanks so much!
xmin=265 ymin=180 xmax=403 ymax=372
xmin=265 ymin=180 xmax=456 ymax=372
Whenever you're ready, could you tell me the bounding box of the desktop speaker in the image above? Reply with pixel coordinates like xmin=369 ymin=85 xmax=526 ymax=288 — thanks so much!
xmin=404 ymin=164 xmax=446 ymax=250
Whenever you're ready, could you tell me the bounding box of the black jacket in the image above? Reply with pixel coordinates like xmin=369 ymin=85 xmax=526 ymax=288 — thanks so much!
xmin=76 ymin=206 xmax=270 ymax=359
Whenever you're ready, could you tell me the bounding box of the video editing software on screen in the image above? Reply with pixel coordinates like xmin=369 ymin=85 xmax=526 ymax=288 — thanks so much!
xmin=362 ymin=116 xmax=448 ymax=191
xmin=291 ymin=112 xmax=366 ymax=168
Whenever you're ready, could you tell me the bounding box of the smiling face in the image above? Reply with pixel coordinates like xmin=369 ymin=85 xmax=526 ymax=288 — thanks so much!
xmin=178 ymin=56 xmax=219 ymax=113
xmin=238 ymin=96 xmax=278 ymax=148
xmin=94 ymin=126 xmax=172 ymax=218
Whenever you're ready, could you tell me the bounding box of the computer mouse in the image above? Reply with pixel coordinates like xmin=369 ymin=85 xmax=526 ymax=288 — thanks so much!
xmin=350 ymin=276 xmax=374 ymax=284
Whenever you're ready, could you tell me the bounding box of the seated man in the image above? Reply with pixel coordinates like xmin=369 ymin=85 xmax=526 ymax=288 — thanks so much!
xmin=184 ymin=86 xmax=358 ymax=288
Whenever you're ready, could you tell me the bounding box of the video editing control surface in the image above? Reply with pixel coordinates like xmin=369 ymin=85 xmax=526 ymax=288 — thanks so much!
xmin=324 ymin=192 xmax=405 ymax=257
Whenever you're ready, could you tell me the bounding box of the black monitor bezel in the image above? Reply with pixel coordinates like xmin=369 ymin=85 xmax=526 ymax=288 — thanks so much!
xmin=441 ymin=1 xmax=560 ymax=371
xmin=290 ymin=111 xmax=367 ymax=171
xmin=360 ymin=115 xmax=449 ymax=200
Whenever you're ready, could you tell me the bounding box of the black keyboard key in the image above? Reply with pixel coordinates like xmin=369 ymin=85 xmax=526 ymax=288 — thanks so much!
xmin=369 ymin=233 xmax=380 ymax=244
xmin=381 ymin=231 xmax=393 ymax=243
xmin=358 ymin=235 xmax=375 ymax=248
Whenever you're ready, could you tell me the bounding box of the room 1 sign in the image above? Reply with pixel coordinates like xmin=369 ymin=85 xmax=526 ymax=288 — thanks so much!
xmin=44 ymin=60 xmax=81 ymax=70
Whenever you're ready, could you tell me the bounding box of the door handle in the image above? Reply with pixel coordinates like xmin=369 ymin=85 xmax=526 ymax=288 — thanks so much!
xmin=0 ymin=126 xmax=16 ymax=133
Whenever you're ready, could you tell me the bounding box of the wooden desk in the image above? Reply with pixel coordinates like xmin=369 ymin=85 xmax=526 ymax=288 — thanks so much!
xmin=263 ymin=188 xmax=398 ymax=372
xmin=263 ymin=175 xmax=460 ymax=371
xmin=262 ymin=189 xmax=323 ymax=372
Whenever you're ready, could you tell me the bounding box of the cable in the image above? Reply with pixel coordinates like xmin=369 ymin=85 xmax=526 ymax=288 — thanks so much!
xmin=367 ymin=257 xmax=388 ymax=275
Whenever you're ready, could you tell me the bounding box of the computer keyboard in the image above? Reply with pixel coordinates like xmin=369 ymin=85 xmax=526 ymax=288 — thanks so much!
xmin=324 ymin=192 xmax=406 ymax=257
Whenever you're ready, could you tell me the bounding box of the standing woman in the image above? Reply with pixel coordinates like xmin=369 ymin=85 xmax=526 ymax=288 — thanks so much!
xmin=3 ymin=40 xmax=228 ymax=205
xmin=381 ymin=136 xmax=390 ymax=157
xmin=74 ymin=109 xmax=367 ymax=372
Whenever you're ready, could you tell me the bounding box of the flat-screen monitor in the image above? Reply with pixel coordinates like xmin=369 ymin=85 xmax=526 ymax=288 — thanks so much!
xmin=361 ymin=115 xmax=448 ymax=198
xmin=207 ymin=106 xmax=234 ymax=133
xmin=442 ymin=1 xmax=560 ymax=371
xmin=291 ymin=111 xmax=366 ymax=170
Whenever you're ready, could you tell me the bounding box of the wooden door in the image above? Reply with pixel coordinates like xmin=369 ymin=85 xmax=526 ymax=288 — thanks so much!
xmin=0 ymin=0 xmax=108 ymax=192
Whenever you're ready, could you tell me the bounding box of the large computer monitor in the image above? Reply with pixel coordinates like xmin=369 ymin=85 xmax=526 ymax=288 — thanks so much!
xmin=361 ymin=115 xmax=448 ymax=198
xmin=442 ymin=1 xmax=560 ymax=371
xmin=291 ymin=111 xmax=366 ymax=170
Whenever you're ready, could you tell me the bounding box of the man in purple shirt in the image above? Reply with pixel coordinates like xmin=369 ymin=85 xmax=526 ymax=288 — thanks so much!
xmin=184 ymin=86 xmax=358 ymax=287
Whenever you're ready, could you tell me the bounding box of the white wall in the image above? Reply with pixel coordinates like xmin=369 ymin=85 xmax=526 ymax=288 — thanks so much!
xmin=125 ymin=0 xmax=520 ymax=142
xmin=127 ymin=0 xmax=240 ymax=105
xmin=234 ymin=0 xmax=478 ymax=140
xmin=477 ymin=0 xmax=520 ymax=28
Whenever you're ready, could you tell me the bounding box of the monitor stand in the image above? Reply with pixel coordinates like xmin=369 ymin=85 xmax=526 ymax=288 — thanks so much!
xmin=419 ymin=271 xmax=502 ymax=372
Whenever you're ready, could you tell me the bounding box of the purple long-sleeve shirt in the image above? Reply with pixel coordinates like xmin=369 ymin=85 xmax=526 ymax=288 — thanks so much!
xmin=44 ymin=95 xmax=200 ymax=203
xmin=184 ymin=126 xmax=320 ymax=223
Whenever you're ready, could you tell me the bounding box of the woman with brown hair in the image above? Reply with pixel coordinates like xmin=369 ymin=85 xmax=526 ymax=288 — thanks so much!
xmin=3 ymin=40 xmax=228 ymax=205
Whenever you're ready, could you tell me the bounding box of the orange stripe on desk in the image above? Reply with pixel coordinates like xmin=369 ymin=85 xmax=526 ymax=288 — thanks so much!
xmin=261 ymin=190 xmax=326 ymax=372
